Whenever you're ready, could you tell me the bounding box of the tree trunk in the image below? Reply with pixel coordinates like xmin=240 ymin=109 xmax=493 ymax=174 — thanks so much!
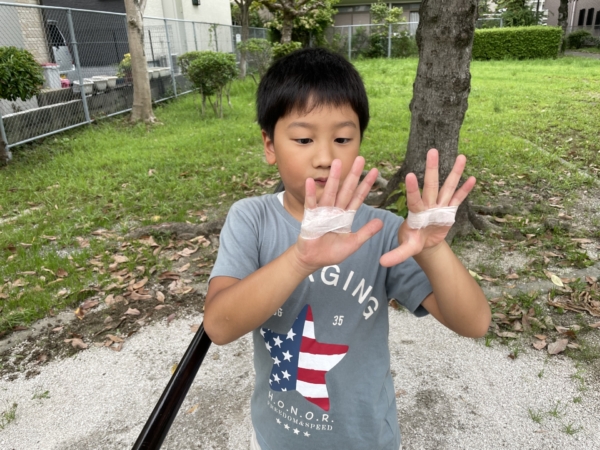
xmin=238 ymin=2 xmax=250 ymax=78
xmin=124 ymin=0 xmax=156 ymax=124
xmin=557 ymin=0 xmax=569 ymax=52
xmin=382 ymin=0 xmax=478 ymax=240
xmin=281 ymin=15 xmax=294 ymax=43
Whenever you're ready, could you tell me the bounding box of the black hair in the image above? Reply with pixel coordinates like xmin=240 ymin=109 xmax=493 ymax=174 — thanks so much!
xmin=257 ymin=47 xmax=369 ymax=140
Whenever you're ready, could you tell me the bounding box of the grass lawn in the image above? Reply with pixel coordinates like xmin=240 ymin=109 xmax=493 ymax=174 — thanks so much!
xmin=0 ymin=56 xmax=599 ymax=336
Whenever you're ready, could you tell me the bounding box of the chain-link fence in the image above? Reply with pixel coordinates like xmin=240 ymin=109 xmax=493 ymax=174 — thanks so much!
xmin=0 ymin=1 xmax=266 ymax=155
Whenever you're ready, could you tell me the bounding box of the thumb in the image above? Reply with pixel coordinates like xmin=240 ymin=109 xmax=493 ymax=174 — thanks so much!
xmin=379 ymin=238 xmax=419 ymax=267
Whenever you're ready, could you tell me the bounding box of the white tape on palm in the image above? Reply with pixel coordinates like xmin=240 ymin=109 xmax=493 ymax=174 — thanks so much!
xmin=300 ymin=207 xmax=356 ymax=240
xmin=406 ymin=206 xmax=458 ymax=229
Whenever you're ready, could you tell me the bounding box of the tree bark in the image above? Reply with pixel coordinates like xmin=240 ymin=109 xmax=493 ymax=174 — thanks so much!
xmin=124 ymin=0 xmax=156 ymax=124
xmin=557 ymin=0 xmax=569 ymax=52
xmin=281 ymin=14 xmax=295 ymax=43
xmin=382 ymin=0 xmax=478 ymax=241
xmin=236 ymin=0 xmax=251 ymax=78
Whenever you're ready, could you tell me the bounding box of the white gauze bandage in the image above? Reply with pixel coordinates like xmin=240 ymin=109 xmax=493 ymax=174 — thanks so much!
xmin=300 ymin=207 xmax=356 ymax=240
xmin=406 ymin=206 xmax=458 ymax=229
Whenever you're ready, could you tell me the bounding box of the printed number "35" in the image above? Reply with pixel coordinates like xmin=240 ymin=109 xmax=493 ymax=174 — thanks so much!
xmin=333 ymin=315 xmax=344 ymax=326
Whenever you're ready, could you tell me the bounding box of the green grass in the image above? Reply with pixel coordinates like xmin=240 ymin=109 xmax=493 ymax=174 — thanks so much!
xmin=1 ymin=57 xmax=599 ymax=332
xmin=0 ymin=403 xmax=17 ymax=429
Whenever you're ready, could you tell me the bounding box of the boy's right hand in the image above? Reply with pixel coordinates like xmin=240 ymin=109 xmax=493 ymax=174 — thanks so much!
xmin=292 ymin=157 xmax=384 ymax=274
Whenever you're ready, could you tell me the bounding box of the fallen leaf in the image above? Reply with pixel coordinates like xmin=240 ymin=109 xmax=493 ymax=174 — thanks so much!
xmin=125 ymin=308 xmax=141 ymax=316
xmin=74 ymin=308 xmax=85 ymax=320
xmin=493 ymin=217 xmax=507 ymax=223
xmin=81 ymin=299 xmax=99 ymax=310
xmin=156 ymin=291 xmax=165 ymax=303
xmin=190 ymin=324 xmax=200 ymax=333
xmin=177 ymin=263 xmax=191 ymax=273
xmin=170 ymin=363 xmax=178 ymax=374
xmin=533 ymin=340 xmax=547 ymax=350
xmin=590 ymin=322 xmax=600 ymax=328
xmin=65 ymin=338 xmax=88 ymax=350
xmin=496 ymin=331 xmax=518 ymax=338
xmin=56 ymin=268 xmax=68 ymax=278
xmin=56 ymin=288 xmax=68 ymax=298
xmin=12 ymin=278 xmax=28 ymax=287
xmin=547 ymin=339 xmax=569 ymax=355
xmin=76 ymin=237 xmax=90 ymax=248
xmin=110 ymin=343 xmax=123 ymax=352
xmin=155 ymin=305 xmax=167 ymax=310
xmin=571 ymin=238 xmax=592 ymax=244
xmin=104 ymin=316 xmax=113 ymax=324
xmin=567 ymin=343 xmax=580 ymax=349
xmin=167 ymin=313 xmax=176 ymax=324
xmin=158 ymin=271 xmax=180 ymax=281
xmin=113 ymin=255 xmax=129 ymax=264
xmin=132 ymin=277 xmax=148 ymax=290
xmin=534 ymin=334 xmax=547 ymax=340
xmin=107 ymin=334 xmax=124 ymax=343
xmin=129 ymin=291 xmax=152 ymax=301
xmin=52 ymin=326 xmax=63 ymax=333
xmin=186 ymin=404 xmax=200 ymax=414
xmin=105 ymin=294 xmax=115 ymax=306
xmin=506 ymin=273 xmax=519 ymax=280
xmin=148 ymin=169 xmax=156 ymax=176
xmin=544 ymin=271 xmax=564 ymax=287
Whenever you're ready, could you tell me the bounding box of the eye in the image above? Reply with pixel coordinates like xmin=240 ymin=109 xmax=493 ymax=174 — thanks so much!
xmin=334 ymin=138 xmax=352 ymax=144
xmin=295 ymin=138 xmax=312 ymax=145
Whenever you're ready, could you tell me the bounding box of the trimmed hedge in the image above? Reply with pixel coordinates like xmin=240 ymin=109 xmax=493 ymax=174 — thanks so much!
xmin=472 ymin=26 xmax=563 ymax=60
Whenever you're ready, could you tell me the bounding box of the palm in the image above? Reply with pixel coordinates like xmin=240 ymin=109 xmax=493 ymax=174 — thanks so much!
xmin=380 ymin=149 xmax=476 ymax=268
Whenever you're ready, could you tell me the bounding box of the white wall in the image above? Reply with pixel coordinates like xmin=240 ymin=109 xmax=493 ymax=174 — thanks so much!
xmin=145 ymin=0 xmax=232 ymax=25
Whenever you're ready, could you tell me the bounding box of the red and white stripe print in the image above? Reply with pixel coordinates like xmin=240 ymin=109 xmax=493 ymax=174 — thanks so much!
xmin=296 ymin=306 xmax=348 ymax=411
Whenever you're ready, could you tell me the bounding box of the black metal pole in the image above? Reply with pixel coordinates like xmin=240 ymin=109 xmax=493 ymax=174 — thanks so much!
xmin=132 ymin=323 xmax=212 ymax=449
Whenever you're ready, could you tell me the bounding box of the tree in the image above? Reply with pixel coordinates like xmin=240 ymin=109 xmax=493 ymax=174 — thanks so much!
xmin=495 ymin=0 xmax=538 ymax=27
xmin=124 ymin=0 xmax=156 ymax=123
xmin=257 ymin=0 xmax=331 ymax=43
xmin=557 ymin=0 xmax=569 ymax=51
xmin=232 ymin=0 xmax=259 ymax=78
xmin=382 ymin=0 xmax=485 ymax=239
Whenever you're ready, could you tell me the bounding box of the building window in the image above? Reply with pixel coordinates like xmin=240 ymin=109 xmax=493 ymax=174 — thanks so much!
xmin=578 ymin=9 xmax=586 ymax=26
xmin=586 ymin=8 xmax=594 ymax=26
xmin=596 ymin=11 xmax=600 ymax=27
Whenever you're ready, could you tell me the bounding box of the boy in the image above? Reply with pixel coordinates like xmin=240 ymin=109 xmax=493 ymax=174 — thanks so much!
xmin=204 ymin=48 xmax=491 ymax=450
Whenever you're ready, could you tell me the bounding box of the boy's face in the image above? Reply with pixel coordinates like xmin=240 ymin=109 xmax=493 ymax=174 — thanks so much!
xmin=262 ymin=103 xmax=361 ymax=221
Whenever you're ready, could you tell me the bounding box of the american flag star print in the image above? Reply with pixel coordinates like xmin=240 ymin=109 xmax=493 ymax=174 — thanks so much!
xmin=261 ymin=304 xmax=349 ymax=411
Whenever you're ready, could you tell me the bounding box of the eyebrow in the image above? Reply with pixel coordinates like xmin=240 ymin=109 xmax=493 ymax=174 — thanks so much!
xmin=287 ymin=121 xmax=357 ymax=130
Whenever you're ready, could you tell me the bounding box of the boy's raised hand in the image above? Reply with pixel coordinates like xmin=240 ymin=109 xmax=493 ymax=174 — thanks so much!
xmin=294 ymin=157 xmax=383 ymax=272
xmin=380 ymin=149 xmax=476 ymax=267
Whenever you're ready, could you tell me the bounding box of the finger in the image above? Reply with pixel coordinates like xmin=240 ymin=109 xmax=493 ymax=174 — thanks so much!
xmin=449 ymin=176 xmax=476 ymax=207
xmin=379 ymin=238 xmax=420 ymax=267
xmin=347 ymin=167 xmax=379 ymax=211
xmin=318 ymin=159 xmax=341 ymax=207
xmin=335 ymin=156 xmax=365 ymax=209
xmin=351 ymin=218 xmax=383 ymax=248
xmin=405 ymin=172 xmax=425 ymax=213
xmin=422 ymin=149 xmax=439 ymax=207
xmin=305 ymin=178 xmax=317 ymax=210
xmin=437 ymin=154 xmax=467 ymax=206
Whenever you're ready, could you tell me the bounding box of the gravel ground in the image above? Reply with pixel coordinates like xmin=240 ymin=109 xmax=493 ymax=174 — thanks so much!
xmin=0 ymin=308 xmax=598 ymax=450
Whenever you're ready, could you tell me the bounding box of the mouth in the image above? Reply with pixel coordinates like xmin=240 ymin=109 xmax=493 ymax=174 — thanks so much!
xmin=313 ymin=177 xmax=327 ymax=186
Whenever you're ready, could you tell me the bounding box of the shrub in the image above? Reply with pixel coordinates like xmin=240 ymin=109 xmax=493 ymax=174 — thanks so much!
xmin=237 ymin=39 xmax=272 ymax=80
xmin=0 ymin=46 xmax=44 ymax=102
xmin=272 ymin=41 xmax=302 ymax=60
xmin=117 ymin=53 xmax=131 ymax=78
xmin=185 ymin=51 xmax=238 ymax=118
xmin=472 ymin=26 xmax=563 ymax=60
xmin=566 ymin=30 xmax=595 ymax=49
xmin=178 ymin=51 xmax=202 ymax=75
xmin=391 ymin=32 xmax=418 ymax=58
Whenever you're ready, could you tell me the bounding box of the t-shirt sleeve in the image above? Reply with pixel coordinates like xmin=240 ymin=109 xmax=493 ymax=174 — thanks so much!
xmin=209 ymin=200 xmax=261 ymax=282
xmin=384 ymin=216 xmax=433 ymax=318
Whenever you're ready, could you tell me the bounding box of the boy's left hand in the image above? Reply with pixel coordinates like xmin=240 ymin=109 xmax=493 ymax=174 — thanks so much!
xmin=380 ymin=149 xmax=476 ymax=267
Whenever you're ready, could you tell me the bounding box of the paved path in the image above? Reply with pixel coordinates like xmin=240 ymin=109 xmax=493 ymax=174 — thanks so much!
xmin=565 ymin=50 xmax=600 ymax=60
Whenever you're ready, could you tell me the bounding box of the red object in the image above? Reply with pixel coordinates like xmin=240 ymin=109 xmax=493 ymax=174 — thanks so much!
xmin=61 ymin=78 xmax=70 ymax=88
xmin=41 ymin=63 xmax=59 ymax=67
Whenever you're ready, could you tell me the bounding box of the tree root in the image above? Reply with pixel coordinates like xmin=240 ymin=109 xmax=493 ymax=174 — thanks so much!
xmin=126 ymin=218 xmax=225 ymax=241
xmin=468 ymin=208 xmax=501 ymax=232
xmin=470 ymin=204 xmax=517 ymax=216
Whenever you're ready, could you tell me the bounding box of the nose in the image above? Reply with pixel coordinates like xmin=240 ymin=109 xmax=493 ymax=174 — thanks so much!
xmin=311 ymin=140 xmax=334 ymax=169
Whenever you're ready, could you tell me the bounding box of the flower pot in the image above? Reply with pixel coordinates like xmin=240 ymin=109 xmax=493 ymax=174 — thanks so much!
xmin=72 ymin=79 xmax=93 ymax=94
xmin=160 ymin=68 xmax=171 ymax=77
xmin=105 ymin=76 xmax=117 ymax=89
xmin=92 ymin=76 xmax=108 ymax=91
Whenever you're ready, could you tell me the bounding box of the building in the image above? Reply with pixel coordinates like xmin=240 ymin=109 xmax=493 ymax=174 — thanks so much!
xmin=333 ymin=1 xmax=422 ymax=27
xmin=545 ymin=0 xmax=600 ymax=34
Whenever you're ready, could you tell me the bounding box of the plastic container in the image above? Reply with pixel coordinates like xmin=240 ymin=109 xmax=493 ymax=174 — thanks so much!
xmin=92 ymin=76 xmax=108 ymax=91
xmin=105 ymin=76 xmax=117 ymax=88
xmin=41 ymin=63 xmax=61 ymax=89
xmin=160 ymin=68 xmax=171 ymax=77
xmin=72 ymin=79 xmax=93 ymax=95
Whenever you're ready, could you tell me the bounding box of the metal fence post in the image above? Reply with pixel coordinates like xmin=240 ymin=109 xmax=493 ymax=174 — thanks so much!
xmin=67 ymin=9 xmax=91 ymax=124
xmin=164 ymin=18 xmax=178 ymax=97
xmin=388 ymin=23 xmax=392 ymax=58
xmin=193 ymin=22 xmax=198 ymax=51
xmin=348 ymin=26 xmax=352 ymax=60
xmin=0 ymin=113 xmax=11 ymax=161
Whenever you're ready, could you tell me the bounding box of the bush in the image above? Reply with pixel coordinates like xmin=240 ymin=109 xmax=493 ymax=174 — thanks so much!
xmin=117 ymin=53 xmax=131 ymax=78
xmin=566 ymin=30 xmax=595 ymax=49
xmin=272 ymin=41 xmax=302 ymax=60
xmin=178 ymin=51 xmax=202 ymax=75
xmin=185 ymin=51 xmax=238 ymax=118
xmin=472 ymin=26 xmax=563 ymax=60
xmin=391 ymin=32 xmax=418 ymax=58
xmin=0 ymin=46 xmax=44 ymax=101
xmin=237 ymin=39 xmax=272 ymax=79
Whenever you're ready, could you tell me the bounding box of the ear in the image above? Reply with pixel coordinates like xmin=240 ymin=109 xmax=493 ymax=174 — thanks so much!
xmin=262 ymin=130 xmax=277 ymax=165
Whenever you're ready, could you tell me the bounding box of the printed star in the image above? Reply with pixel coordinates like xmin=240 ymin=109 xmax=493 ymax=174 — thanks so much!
xmin=269 ymin=379 xmax=272 ymax=385
xmin=286 ymin=329 xmax=296 ymax=341
xmin=273 ymin=374 xmax=281 ymax=383
xmin=272 ymin=356 xmax=281 ymax=366
xmin=293 ymin=428 xmax=300 ymax=435
xmin=260 ymin=328 xmax=266 ymax=337
xmin=273 ymin=336 xmax=283 ymax=347
xmin=282 ymin=350 xmax=293 ymax=362
xmin=281 ymin=370 xmax=291 ymax=380
xmin=276 ymin=418 xmax=281 ymax=424
xmin=284 ymin=424 xmax=290 ymax=430
xmin=281 ymin=388 xmax=287 ymax=391
xmin=304 ymin=432 xmax=310 ymax=437
xmin=265 ymin=341 xmax=272 ymax=352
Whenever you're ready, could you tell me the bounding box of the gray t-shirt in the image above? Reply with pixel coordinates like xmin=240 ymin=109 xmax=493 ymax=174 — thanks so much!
xmin=210 ymin=194 xmax=433 ymax=450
